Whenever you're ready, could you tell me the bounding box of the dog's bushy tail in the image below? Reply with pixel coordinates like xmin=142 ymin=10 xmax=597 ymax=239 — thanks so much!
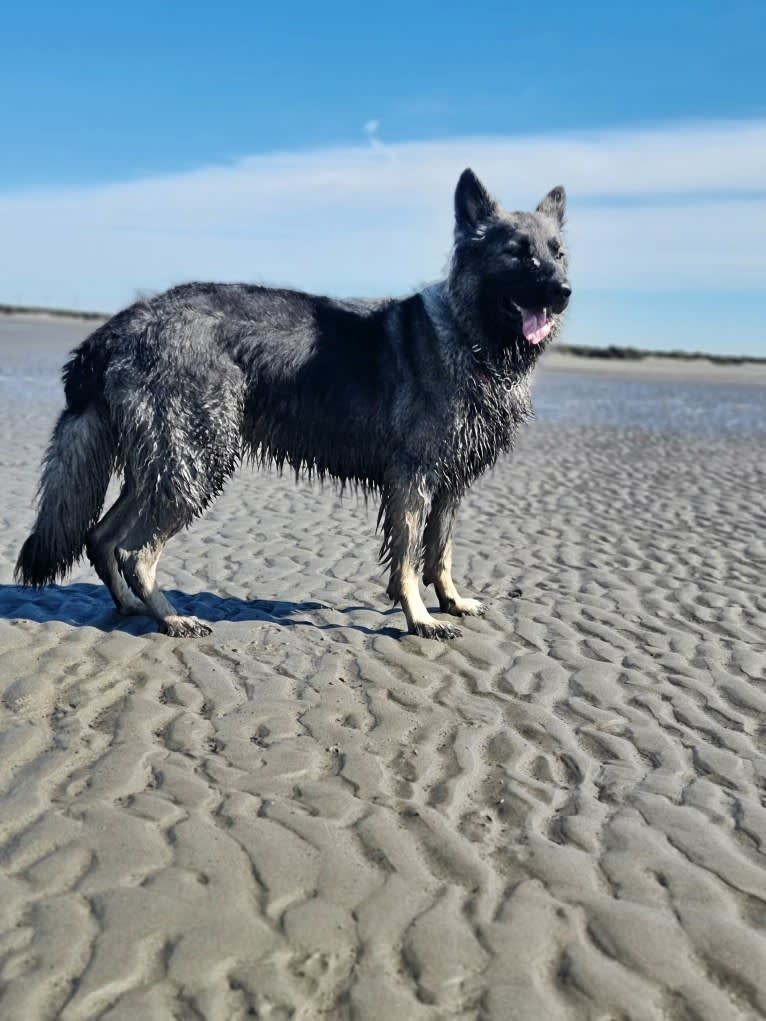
xmin=15 ymin=404 xmax=115 ymax=587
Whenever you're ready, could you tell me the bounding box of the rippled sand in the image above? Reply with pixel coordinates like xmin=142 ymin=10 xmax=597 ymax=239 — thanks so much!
xmin=1 ymin=317 xmax=765 ymax=1019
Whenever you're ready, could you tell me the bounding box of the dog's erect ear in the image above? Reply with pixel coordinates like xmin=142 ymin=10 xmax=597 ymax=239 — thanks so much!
xmin=455 ymin=168 xmax=498 ymax=234
xmin=536 ymin=185 xmax=567 ymax=226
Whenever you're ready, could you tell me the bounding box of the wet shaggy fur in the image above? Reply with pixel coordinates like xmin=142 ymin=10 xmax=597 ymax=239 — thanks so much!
xmin=16 ymin=169 xmax=572 ymax=639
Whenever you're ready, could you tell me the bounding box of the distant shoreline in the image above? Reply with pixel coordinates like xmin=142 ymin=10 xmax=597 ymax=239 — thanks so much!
xmin=0 ymin=304 xmax=105 ymax=322
xmin=1 ymin=304 xmax=763 ymax=366
xmin=554 ymin=343 xmax=766 ymax=368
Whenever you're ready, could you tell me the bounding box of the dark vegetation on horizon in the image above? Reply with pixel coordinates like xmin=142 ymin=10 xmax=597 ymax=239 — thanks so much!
xmin=1 ymin=304 xmax=763 ymax=366
xmin=1 ymin=303 xmax=104 ymax=321
xmin=555 ymin=343 xmax=766 ymax=366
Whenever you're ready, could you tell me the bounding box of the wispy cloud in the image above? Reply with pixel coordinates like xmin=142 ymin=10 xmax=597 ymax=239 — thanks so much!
xmin=362 ymin=118 xmax=392 ymax=159
xmin=1 ymin=119 xmax=764 ymax=352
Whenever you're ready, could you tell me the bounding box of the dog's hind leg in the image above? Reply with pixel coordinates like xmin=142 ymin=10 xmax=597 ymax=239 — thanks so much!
xmin=115 ymin=515 xmax=212 ymax=638
xmin=104 ymin=349 xmax=244 ymax=637
xmin=422 ymin=493 xmax=485 ymax=618
xmin=382 ymin=480 xmax=461 ymax=640
xmin=86 ymin=480 xmax=147 ymax=615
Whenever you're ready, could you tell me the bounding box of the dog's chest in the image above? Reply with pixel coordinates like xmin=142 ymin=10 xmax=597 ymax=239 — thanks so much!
xmin=440 ymin=372 xmax=533 ymax=488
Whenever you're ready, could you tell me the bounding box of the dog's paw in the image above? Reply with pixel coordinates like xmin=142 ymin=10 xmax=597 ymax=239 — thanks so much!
xmin=410 ymin=619 xmax=462 ymax=641
xmin=441 ymin=597 xmax=486 ymax=618
xmin=160 ymin=615 xmax=212 ymax=638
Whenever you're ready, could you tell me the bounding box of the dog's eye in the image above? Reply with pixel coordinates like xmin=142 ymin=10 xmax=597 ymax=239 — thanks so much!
xmin=550 ymin=244 xmax=565 ymax=261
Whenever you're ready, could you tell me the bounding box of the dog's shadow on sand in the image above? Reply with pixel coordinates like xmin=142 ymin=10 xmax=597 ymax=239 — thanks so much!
xmin=0 ymin=583 xmax=404 ymax=639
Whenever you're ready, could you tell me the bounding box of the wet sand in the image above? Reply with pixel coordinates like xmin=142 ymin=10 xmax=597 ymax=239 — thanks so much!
xmin=1 ymin=316 xmax=765 ymax=1019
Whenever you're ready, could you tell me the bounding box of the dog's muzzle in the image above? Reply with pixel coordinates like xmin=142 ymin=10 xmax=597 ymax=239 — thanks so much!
xmin=548 ymin=280 xmax=572 ymax=315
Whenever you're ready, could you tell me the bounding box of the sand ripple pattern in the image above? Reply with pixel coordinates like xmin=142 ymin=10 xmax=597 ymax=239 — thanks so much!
xmin=1 ymin=398 xmax=765 ymax=1019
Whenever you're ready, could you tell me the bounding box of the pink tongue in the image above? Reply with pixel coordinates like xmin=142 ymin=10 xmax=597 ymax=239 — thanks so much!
xmin=520 ymin=307 xmax=551 ymax=345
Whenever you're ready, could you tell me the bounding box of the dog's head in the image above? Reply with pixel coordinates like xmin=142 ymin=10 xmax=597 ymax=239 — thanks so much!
xmin=449 ymin=168 xmax=571 ymax=350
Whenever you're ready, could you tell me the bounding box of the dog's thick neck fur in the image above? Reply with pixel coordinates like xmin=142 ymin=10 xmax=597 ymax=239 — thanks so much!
xmin=421 ymin=277 xmax=545 ymax=381
xmin=417 ymin=278 xmax=537 ymax=495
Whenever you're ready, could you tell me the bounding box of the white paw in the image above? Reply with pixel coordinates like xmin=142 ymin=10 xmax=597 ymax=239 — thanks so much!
xmin=409 ymin=618 xmax=462 ymax=640
xmin=160 ymin=615 xmax=212 ymax=638
xmin=441 ymin=597 xmax=486 ymax=618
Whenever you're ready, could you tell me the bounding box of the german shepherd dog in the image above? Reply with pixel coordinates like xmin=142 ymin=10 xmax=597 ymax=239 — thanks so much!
xmin=16 ymin=170 xmax=571 ymax=639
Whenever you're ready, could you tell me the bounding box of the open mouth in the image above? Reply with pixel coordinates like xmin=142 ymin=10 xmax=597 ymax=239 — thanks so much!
xmin=511 ymin=302 xmax=552 ymax=345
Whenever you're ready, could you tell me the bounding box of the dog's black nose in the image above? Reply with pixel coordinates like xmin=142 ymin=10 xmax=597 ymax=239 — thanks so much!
xmin=549 ymin=279 xmax=571 ymax=313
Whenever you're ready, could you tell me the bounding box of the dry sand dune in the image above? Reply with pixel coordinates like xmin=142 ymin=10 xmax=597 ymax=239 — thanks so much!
xmin=1 ymin=317 xmax=765 ymax=1019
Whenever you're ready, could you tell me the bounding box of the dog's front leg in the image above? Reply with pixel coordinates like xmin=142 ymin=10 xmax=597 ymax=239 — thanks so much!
xmin=422 ymin=493 xmax=485 ymax=618
xmin=382 ymin=479 xmax=462 ymax=640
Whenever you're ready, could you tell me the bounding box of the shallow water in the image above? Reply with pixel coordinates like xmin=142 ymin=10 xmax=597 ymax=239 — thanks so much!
xmin=0 ymin=317 xmax=92 ymax=400
xmin=533 ymin=369 xmax=766 ymax=437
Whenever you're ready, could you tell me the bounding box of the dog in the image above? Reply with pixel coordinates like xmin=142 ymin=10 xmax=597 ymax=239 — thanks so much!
xmin=16 ymin=169 xmax=571 ymax=639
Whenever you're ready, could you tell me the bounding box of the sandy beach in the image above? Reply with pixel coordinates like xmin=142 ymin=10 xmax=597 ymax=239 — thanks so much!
xmin=1 ymin=314 xmax=765 ymax=1020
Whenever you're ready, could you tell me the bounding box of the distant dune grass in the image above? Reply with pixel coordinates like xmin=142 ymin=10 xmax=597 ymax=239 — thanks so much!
xmin=0 ymin=304 xmax=105 ymax=321
xmin=555 ymin=344 xmax=766 ymax=366
xmin=1 ymin=304 xmax=763 ymax=366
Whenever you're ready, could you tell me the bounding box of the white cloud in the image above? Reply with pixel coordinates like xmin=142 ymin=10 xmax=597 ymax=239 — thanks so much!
xmin=1 ymin=119 xmax=764 ymax=317
xmin=572 ymin=199 xmax=766 ymax=289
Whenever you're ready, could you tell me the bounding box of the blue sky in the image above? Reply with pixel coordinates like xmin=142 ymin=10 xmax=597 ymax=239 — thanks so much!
xmin=2 ymin=1 xmax=765 ymax=355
